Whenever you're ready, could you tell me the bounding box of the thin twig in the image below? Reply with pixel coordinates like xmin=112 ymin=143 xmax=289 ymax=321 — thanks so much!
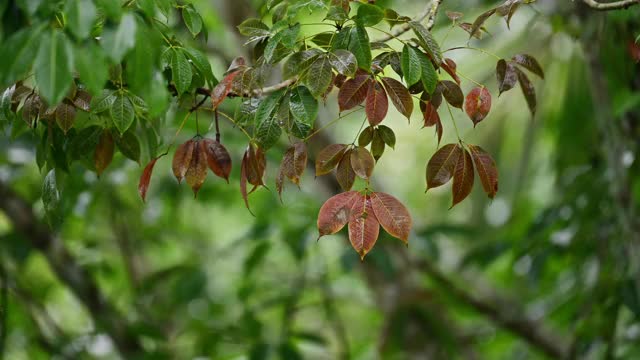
xmin=581 ymin=0 xmax=640 ymax=11
xmin=374 ymin=0 xmax=443 ymax=43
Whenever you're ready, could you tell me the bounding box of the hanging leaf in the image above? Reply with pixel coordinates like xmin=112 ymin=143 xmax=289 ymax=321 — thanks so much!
xmin=336 ymin=151 xmax=356 ymax=191
xmin=277 ymin=142 xmax=307 ymax=198
xmin=440 ymin=58 xmax=461 ymax=85
xmin=451 ymin=147 xmax=474 ymax=208
xmin=417 ymin=51 xmax=438 ymax=95
xmin=304 ymin=55 xmax=334 ymax=98
xmin=316 ymin=143 xmax=348 ymax=176
xmin=401 ymin=45 xmax=422 ymax=87
xmin=329 ymin=50 xmax=357 ymax=77
xmin=469 ymin=8 xmax=496 ymax=39
xmin=171 ymin=48 xmax=193 ymax=95
xmin=370 ymin=192 xmax=412 ymax=243
xmin=426 ymin=143 xmax=461 ymax=190
xmin=422 ymin=102 xmax=440 ymax=127
xmin=201 ymin=138 xmax=232 ymax=182
xmin=246 ymin=145 xmax=267 ymax=187
xmin=371 ymin=131 xmax=385 ymax=161
xmin=439 ymin=80 xmax=464 ymax=108
xmin=35 ymin=31 xmax=74 ymax=105
xmin=338 ymin=75 xmax=371 ymax=111
xmin=377 ymin=125 xmax=396 ymax=149
xmin=65 ymin=0 xmax=98 ymax=40
xmin=350 ymin=146 xmax=375 ymax=180
xmin=289 ymin=87 xmax=318 ymax=129
xmin=139 ymin=157 xmax=160 ymax=202
xmin=111 ymin=92 xmax=135 ymax=134
xmin=446 ymin=11 xmax=464 ymax=21
xmin=185 ymin=139 xmax=208 ymax=196
xmin=465 ymin=86 xmax=492 ymax=126
xmin=182 ymin=4 xmax=203 ymax=37
xmin=512 ymin=54 xmax=544 ymax=79
xmin=240 ymin=148 xmax=256 ymax=215
xmin=380 ymin=77 xmax=413 ymax=120
xmin=356 ymin=3 xmax=384 ymax=26
xmin=95 ymin=130 xmax=115 ymax=176
xmin=115 ymin=130 xmax=141 ymax=164
xmin=348 ymin=25 xmax=372 ymax=71
xmin=55 ymin=102 xmax=76 ymax=134
xmin=211 ymin=70 xmax=241 ymax=109
xmin=73 ymin=90 xmax=92 ymax=112
xmin=358 ymin=126 xmax=374 ymax=147
xmin=101 ymin=13 xmax=137 ymax=62
xmin=172 ymin=139 xmax=195 ymax=183
xmin=254 ymin=89 xmax=285 ymax=150
xmin=409 ymin=21 xmax=443 ymax=66
xmin=514 ymin=67 xmax=537 ymax=115
xmin=317 ymin=191 xmax=360 ymax=238
xmin=496 ymin=0 xmax=522 ymax=29
xmin=365 ymin=81 xmax=389 ymax=126
xmin=468 ymin=145 xmax=499 ymax=199
xmin=348 ymin=194 xmax=380 ymax=259
xmin=496 ymin=59 xmax=518 ymax=95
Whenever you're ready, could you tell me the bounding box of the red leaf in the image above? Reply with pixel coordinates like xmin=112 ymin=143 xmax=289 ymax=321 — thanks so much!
xmin=370 ymin=192 xmax=412 ymax=243
xmin=186 ymin=140 xmax=208 ymax=197
xmin=317 ymin=191 xmax=360 ymax=238
xmin=246 ymin=145 xmax=266 ymax=188
xmin=338 ymin=75 xmax=371 ymax=111
xmin=139 ymin=157 xmax=160 ymax=202
xmin=426 ymin=144 xmax=462 ymax=190
xmin=348 ymin=194 xmax=380 ymax=260
xmin=172 ymin=139 xmax=195 ymax=183
xmin=422 ymin=102 xmax=440 ymax=127
xmin=451 ymin=147 xmax=474 ymax=208
xmin=365 ymin=81 xmax=389 ymax=126
xmin=336 ymin=151 xmax=356 ymax=191
xmin=201 ymin=138 xmax=232 ymax=182
xmin=211 ymin=70 xmax=241 ymax=109
xmin=350 ymin=146 xmax=375 ymax=180
xmin=465 ymin=87 xmax=492 ymax=126
xmin=496 ymin=59 xmax=518 ymax=95
xmin=380 ymin=77 xmax=413 ymax=120
xmin=316 ymin=144 xmax=348 ymax=176
xmin=440 ymin=58 xmax=461 ymax=85
xmin=95 ymin=130 xmax=114 ymax=177
xmin=468 ymin=145 xmax=499 ymax=199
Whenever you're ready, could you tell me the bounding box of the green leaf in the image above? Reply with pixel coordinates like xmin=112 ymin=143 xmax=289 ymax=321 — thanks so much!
xmin=409 ymin=21 xmax=443 ymax=65
xmin=283 ymin=49 xmax=322 ymax=79
xmin=329 ymin=50 xmax=357 ymax=77
xmin=237 ymin=18 xmax=270 ymax=38
xmin=355 ymin=3 xmax=384 ymax=26
xmin=417 ymin=51 xmax=438 ymax=94
xmin=401 ymin=45 xmax=421 ymax=87
xmin=115 ymin=129 xmax=141 ymax=163
xmin=42 ymin=169 xmax=61 ymax=226
xmin=91 ymin=90 xmax=116 ymax=113
xmin=254 ymin=89 xmax=286 ymax=149
xmin=303 ymin=56 xmax=333 ymax=98
xmin=289 ymin=86 xmax=318 ymax=126
xmin=0 ymin=86 xmax=16 ymax=123
xmin=75 ymin=43 xmax=109 ymax=96
xmin=0 ymin=25 xmax=44 ymax=87
xmin=325 ymin=6 xmax=349 ymax=22
xmin=182 ymin=4 xmax=203 ymax=37
xmin=126 ymin=25 xmax=161 ymax=94
xmin=264 ymin=24 xmax=300 ymax=63
xmin=35 ymin=31 xmax=74 ymax=105
xmin=65 ymin=0 xmax=97 ymax=40
xmin=170 ymin=48 xmax=193 ymax=95
xmin=377 ymin=125 xmax=396 ymax=149
xmin=184 ymin=48 xmax=217 ymax=87
xmin=70 ymin=125 xmax=103 ymax=160
xmin=348 ymin=25 xmax=371 ymax=71
xmin=111 ymin=92 xmax=135 ymax=134
xmin=101 ymin=13 xmax=137 ymax=62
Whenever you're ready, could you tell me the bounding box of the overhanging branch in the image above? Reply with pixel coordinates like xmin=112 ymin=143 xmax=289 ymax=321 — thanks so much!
xmin=582 ymin=0 xmax=640 ymax=10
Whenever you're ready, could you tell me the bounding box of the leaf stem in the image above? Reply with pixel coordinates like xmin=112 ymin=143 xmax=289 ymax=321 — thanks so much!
xmin=214 ymin=110 xmax=253 ymax=141
xmin=303 ymin=107 xmax=362 ymax=142
xmin=352 ymin=116 xmax=369 ymax=145
xmin=445 ymin=102 xmax=462 ymax=142
xmin=455 ymin=70 xmax=484 ymax=87
xmin=443 ymin=46 xmax=502 ymax=60
xmin=368 ymin=27 xmax=407 ymax=45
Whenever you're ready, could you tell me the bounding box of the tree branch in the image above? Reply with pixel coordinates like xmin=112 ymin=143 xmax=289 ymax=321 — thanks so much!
xmin=582 ymin=0 xmax=640 ymax=10
xmin=375 ymin=0 xmax=443 ymax=43
xmin=0 ymin=181 xmax=143 ymax=357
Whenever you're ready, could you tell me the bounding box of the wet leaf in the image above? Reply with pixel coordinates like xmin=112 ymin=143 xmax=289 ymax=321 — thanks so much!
xmin=289 ymin=86 xmax=319 ymax=127
xmin=350 ymin=146 xmax=375 ymax=180
xmin=348 ymin=194 xmax=380 ymax=259
xmin=338 ymin=75 xmax=371 ymax=111
xmin=465 ymin=87 xmax=492 ymax=126
xmin=317 ymin=191 xmax=360 ymax=238
xmin=304 ymin=55 xmax=333 ymax=98
xmin=439 ymin=80 xmax=464 ymax=108
xmin=172 ymin=139 xmax=195 ymax=183
xmin=380 ymin=77 xmax=413 ymax=120
xmin=377 ymin=125 xmax=396 ymax=149
xmin=115 ymin=130 xmax=141 ymax=163
xmin=336 ymin=151 xmax=356 ymax=191
xmin=409 ymin=21 xmax=443 ymax=66
xmin=365 ymin=81 xmax=388 ymax=126
xmin=451 ymin=147 xmax=474 ymax=208
xmin=426 ymin=144 xmax=461 ymax=190
xmin=95 ymin=130 xmax=114 ymax=176
xmin=515 ymin=67 xmax=536 ymax=115
xmin=468 ymin=144 xmax=498 ymax=199
xmin=316 ymin=143 xmax=348 ymax=176
xmin=139 ymin=157 xmax=159 ymax=202
xmin=111 ymin=92 xmax=135 ymax=135
xmin=370 ymin=192 xmax=412 ymax=243
xmin=496 ymin=59 xmax=518 ymax=95
xmin=185 ymin=140 xmax=207 ymax=196
xmin=55 ymin=102 xmax=76 ymax=133
xmin=512 ymin=54 xmax=544 ymax=79
xmin=201 ymin=138 xmax=232 ymax=182
xmin=358 ymin=126 xmax=374 ymax=147
xmin=329 ymin=50 xmax=357 ymax=77
xmin=469 ymin=8 xmax=496 ymax=39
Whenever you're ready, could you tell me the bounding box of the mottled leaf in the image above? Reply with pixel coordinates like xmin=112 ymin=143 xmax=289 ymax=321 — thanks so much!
xmin=409 ymin=21 xmax=443 ymax=65
xmin=350 ymin=146 xmax=375 ymax=180
xmin=338 ymin=75 xmax=371 ymax=111
xmin=439 ymin=80 xmax=464 ymax=108
xmin=465 ymin=87 xmax=492 ymax=126
xmin=211 ymin=70 xmax=241 ymax=109
xmin=304 ymin=55 xmax=334 ymax=98
xmin=329 ymin=50 xmax=357 ymax=77
xmin=55 ymin=102 xmax=76 ymax=133
xmin=316 ymin=143 xmax=348 ymax=176
xmin=496 ymin=59 xmax=518 ymax=95
xmin=512 ymin=54 xmax=544 ymax=79
xmin=186 ymin=140 xmax=208 ymax=196
xmin=515 ymin=67 xmax=536 ymax=115
xmin=348 ymin=194 xmax=380 ymax=259
xmin=366 ymin=81 xmax=388 ymax=126
xmin=173 ymin=139 xmax=195 ymax=183
xmin=370 ymin=192 xmax=412 ymax=243
xmin=201 ymin=138 xmax=232 ymax=182
xmin=317 ymin=191 xmax=360 ymax=238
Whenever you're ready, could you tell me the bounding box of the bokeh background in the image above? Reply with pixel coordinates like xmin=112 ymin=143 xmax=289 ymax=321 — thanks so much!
xmin=1 ymin=0 xmax=639 ymax=359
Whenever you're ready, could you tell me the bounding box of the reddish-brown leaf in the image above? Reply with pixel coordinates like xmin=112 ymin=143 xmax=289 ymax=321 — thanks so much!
xmin=438 ymin=80 xmax=464 ymax=109
xmin=451 ymin=147 xmax=474 ymax=208
xmin=55 ymin=102 xmax=76 ymax=133
xmin=186 ymin=140 xmax=208 ymax=197
xmin=446 ymin=11 xmax=463 ymax=21
xmin=440 ymin=58 xmax=461 ymax=85
xmin=365 ymin=81 xmax=389 ymax=126
xmin=496 ymin=0 xmax=521 ymax=28
xmin=465 ymin=87 xmax=492 ymax=126
xmin=468 ymin=144 xmax=499 ymax=199
xmin=422 ymin=102 xmax=440 ymax=127
xmin=350 ymin=146 xmax=375 ymax=180
xmin=317 ymin=191 xmax=360 ymax=238
xmin=514 ymin=67 xmax=537 ymax=115
xmin=240 ymin=148 xmax=256 ymax=215
xmin=459 ymin=22 xmax=483 ymax=39
xmin=316 ymin=143 xmax=348 ymax=176
xmin=512 ymin=54 xmax=544 ymax=79
xmin=336 ymin=150 xmax=356 ymax=191
xmin=348 ymin=194 xmax=380 ymax=260
xmin=370 ymin=192 xmax=412 ymax=243
xmin=139 ymin=157 xmax=160 ymax=202
xmin=380 ymin=77 xmax=413 ymax=120
xmin=211 ymin=70 xmax=241 ymax=109
xmin=95 ymin=130 xmax=114 ymax=177
xmin=338 ymin=75 xmax=371 ymax=111
xmin=435 ymin=117 xmax=443 ymax=146
xmin=469 ymin=8 xmax=496 ymax=39
xmin=629 ymin=41 xmax=640 ymax=63
xmin=201 ymin=138 xmax=232 ymax=182
xmin=276 ymin=143 xmax=308 ymax=198
xmin=73 ymin=90 xmax=92 ymax=111
xmin=172 ymin=139 xmax=195 ymax=183
xmin=426 ymin=144 xmax=462 ymax=190
xmin=421 ymin=86 xmax=443 ymax=111
xmin=496 ymin=59 xmax=518 ymax=95
xmin=246 ymin=145 xmax=266 ymax=188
